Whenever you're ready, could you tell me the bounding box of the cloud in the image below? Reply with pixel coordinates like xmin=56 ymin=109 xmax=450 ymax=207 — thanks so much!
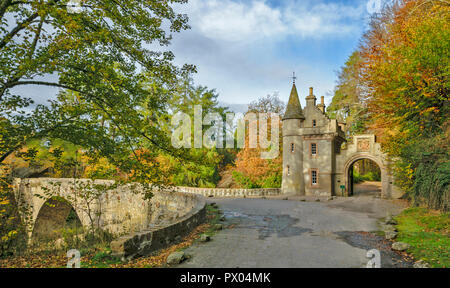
xmin=189 ymin=0 xmax=285 ymax=43
xmin=284 ymin=1 xmax=365 ymax=38
xmin=183 ymin=0 xmax=365 ymax=43
xmin=169 ymin=0 xmax=368 ymax=105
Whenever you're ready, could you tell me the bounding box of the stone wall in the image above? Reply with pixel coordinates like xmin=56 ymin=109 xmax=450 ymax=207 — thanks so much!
xmin=110 ymin=193 xmax=206 ymax=261
xmin=335 ymin=135 xmax=403 ymax=199
xmin=175 ymin=186 xmax=281 ymax=198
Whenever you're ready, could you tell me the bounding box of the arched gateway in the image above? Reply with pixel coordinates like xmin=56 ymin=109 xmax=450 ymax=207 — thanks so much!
xmin=281 ymin=83 xmax=403 ymax=199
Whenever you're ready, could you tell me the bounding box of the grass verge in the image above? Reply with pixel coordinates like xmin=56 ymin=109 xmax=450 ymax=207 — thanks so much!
xmin=394 ymin=207 xmax=449 ymax=268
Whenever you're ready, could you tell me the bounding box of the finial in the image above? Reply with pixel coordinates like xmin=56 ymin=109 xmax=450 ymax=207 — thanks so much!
xmin=309 ymin=87 xmax=313 ymax=95
xmin=292 ymin=72 xmax=297 ymax=84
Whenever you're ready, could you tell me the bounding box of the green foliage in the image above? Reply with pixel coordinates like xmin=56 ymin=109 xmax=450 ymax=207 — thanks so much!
xmin=165 ymin=148 xmax=222 ymax=188
xmin=232 ymin=170 xmax=282 ymax=189
xmin=261 ymin=173 xmax=282 ymax=189
xmin=352 ymin=170 xmax=363 ymax=184
xmin=82 ymin=249 xmax=121 ymax=268
xmin=232 ymin=171 xmax=261 ymax=189
xmin=153 ymin=75 xmax=229 ymax=188
xmin=0 ymin=0 xmax=195 ymax=185
xmin=327 ymin=51 xmax=369 ymax=136
xmin=364 ymin=171 xmax=381 ymax=182
xmin=394 ymin=207 xmax=449 ymax=268
xmin=0 ymin=166 xmax=28 ymax=257
xmin=394 ymin=133 xmax=449 ymax=211
xmin=352 ymin=170 xmax=381 ymax=183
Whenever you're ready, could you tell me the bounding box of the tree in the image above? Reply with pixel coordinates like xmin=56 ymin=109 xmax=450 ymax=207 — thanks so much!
xmin=358 ymin=0 xmax=449 ymax=210
xmin=327 ymin=51 xmax=369 ymax=136
xmin=153 ymin=75 xmax=228 ymax=188
xmin=248 ymin=93 xmax=285 ymax=114
xmin=0 ymin=0 xmax=195 ymax=183
xmin=231 ymin=93 xmax=284 ymax=188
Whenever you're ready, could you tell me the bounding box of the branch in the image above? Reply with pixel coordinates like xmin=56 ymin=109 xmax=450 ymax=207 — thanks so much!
xmin=0 ymin=0 xmax=13 ymax=22
xmin=0 ymin=112 xmax=85 ymax=163
xmin=27 ymin=15 xmax=45 ymax=60
xmin=3 ymin=80 xmax=82 ymax=93
xmin=0 ymin=0 xmax=61 ymax=49
xmin=0 ymin=12 xmax=39 ymax=49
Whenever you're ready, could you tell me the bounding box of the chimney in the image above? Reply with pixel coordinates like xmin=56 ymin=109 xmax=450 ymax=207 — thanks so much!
xmin=317 ymin=96 xmax=326 ymax=113
xmin=306 ymin=87 xmax=316 ymax=107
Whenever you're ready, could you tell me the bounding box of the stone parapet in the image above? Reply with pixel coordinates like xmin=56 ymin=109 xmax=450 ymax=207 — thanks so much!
xmin=174 ymin=187 xmax=281 ymax=198
xmin=110 ymin=191 xmax=206 ymax=261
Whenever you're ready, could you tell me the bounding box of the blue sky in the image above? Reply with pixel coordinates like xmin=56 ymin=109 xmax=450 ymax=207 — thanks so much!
xmin=10 ymin=0 xmax=379 ymax=112
xmin=169 ymin=0 xmax=375 ymax=110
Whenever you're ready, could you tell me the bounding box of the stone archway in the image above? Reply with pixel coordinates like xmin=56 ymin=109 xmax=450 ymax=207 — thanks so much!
xmin=343 ymin=154 xmax=389 ymax=198
xmin=31 ymin=197 xmax=83 ymax=242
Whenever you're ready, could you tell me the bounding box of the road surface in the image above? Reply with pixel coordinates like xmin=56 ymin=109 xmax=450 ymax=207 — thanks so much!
xmin=179 ymin=187 xmax=409 ymax=268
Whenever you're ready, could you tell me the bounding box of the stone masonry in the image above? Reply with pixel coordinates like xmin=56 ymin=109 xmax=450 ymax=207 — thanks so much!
xmin=282 ymin=84 xmax=403 ymax=198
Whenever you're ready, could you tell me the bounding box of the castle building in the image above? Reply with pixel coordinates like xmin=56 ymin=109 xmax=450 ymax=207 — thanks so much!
xmin=281 ymin=83 xmax=402 ymax=198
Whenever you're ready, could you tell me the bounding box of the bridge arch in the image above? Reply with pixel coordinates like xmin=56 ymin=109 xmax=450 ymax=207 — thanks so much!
xmin=31 ymin=197 xmax=85 ymax=242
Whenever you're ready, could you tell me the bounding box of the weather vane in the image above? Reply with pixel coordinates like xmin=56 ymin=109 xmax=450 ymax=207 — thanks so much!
xmin=292 ymin=72 xmax=297 ymax=84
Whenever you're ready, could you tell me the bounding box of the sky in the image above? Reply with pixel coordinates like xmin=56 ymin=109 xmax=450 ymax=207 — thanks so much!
xmin=169 ymin=0 xmax=376 ymax=111
xmin=9 ymin=0 xmax=379 ymax=113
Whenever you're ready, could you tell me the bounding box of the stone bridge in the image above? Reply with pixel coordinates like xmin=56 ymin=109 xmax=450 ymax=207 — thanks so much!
xmin=12 ymin=179 xmax=204 ymax=243
xmin=12 ymin=178 xmax=281 ymax=259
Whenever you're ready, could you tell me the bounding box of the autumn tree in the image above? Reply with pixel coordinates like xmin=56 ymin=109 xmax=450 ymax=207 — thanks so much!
xmin=231 ymin=93 xmax=284 ymax=188
xmin=0 ymin=0 xmax=195 ymax=254
xmin=0 ymin=0 xmax=194 ymax=182
xmin=359 ymin=0 xmax=449 ymax=210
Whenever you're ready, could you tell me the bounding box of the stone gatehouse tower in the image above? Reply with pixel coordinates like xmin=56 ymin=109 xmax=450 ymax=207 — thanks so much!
xmin=281 ymin=83 xmax=402 ymax=199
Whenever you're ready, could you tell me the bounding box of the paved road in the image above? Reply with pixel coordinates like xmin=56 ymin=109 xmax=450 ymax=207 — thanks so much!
xmin=180 ymin=190 xmax=407 ymax=268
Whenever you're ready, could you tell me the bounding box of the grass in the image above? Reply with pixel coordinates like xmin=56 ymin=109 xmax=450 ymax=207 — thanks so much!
xmin=201 ymin=204 xmax=222 ymax=237
xmin=81 ymin=248 xmax=121 ymax=268
xmin=394 ymin=207 xmax=449 ymax=268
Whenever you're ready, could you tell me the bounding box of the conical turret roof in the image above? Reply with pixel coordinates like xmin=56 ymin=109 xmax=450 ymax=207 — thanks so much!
xmin=283 ymin=84 xmax=305 ymax=120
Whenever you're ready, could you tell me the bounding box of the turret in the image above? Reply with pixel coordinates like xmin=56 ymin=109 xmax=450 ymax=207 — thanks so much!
xmin=283 ymin=84 xmax=305 ymax=120
xmin=282 ymin=83 xmax=305 ymax=195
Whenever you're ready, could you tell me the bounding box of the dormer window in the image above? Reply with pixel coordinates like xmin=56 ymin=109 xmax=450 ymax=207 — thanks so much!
xmin=312 ymin=120 xmax=317 ymax=127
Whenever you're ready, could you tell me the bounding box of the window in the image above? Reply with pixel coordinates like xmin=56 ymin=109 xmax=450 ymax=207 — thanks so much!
xmin=291 ymin=143 xmax=295 ymax=153
xmin=312 ymin=120 xmax=317 ymax=127
xmin=287 ymin=166 xmax=290 ymax=176
xmin=311 ymin=143 xmax=317 ymax=156
xmin=311 ymin=170 xmax=318 ymax=185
